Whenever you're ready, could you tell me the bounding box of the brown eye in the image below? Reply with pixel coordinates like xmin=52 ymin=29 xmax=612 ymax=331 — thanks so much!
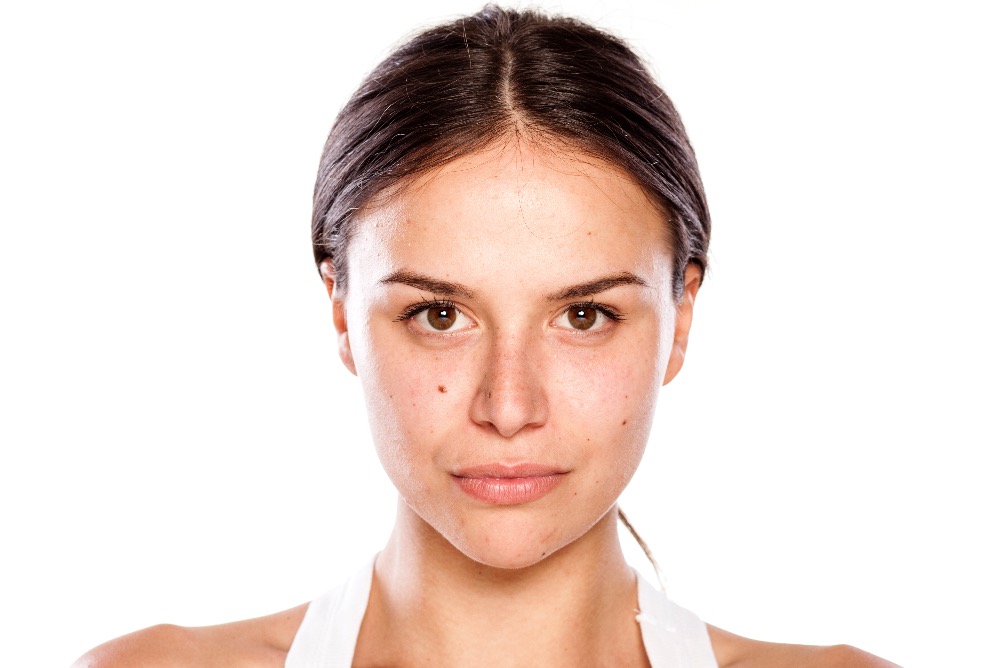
xmin=568 ymin=306 xmax=598 ymax=330
xmin=426 ymin=306 xmax=458 ymax=330
xmin=553 ymin=303 xmax=620 ymax=332
xmin=401 ymin=301 xmax=474 ymax=334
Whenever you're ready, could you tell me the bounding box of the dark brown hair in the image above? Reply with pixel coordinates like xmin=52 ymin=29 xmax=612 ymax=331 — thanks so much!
xmin=312 ymin=5 xmax=710 ymax=299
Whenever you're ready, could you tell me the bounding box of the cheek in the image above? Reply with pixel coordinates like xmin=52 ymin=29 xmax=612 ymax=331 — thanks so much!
xmin=355 ymin=338 xmax=468 ymax=473
xmin=559 ymin=328 xmax=664 ymax=419
xmin=556 ymin=330 xmax=664 ymax=477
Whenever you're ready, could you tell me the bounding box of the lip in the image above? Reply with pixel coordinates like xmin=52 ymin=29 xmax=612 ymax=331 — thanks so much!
xmin=452 ymin=463 xmax=567 ymax=505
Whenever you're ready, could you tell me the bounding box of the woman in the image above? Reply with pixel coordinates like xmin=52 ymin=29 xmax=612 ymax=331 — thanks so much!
xmin=75 ymin=6 xmax=897 ymax=667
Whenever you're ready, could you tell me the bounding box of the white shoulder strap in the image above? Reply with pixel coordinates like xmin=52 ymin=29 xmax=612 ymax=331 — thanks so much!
xmin=286 ymin=557 xmax=375 ymax=668
xmin=636 ymin=573 xmax=719 ymax=668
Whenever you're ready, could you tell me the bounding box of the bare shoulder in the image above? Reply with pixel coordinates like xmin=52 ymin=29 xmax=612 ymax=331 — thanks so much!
xmin=708 ymin=624 xmax=901 ymax=668
xmin=71 ymin=603 xmax=309 ymax=668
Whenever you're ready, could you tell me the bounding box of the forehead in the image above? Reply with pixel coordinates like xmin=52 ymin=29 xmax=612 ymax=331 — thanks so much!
xmin=346 ymin=141 xmax=672 ymax=293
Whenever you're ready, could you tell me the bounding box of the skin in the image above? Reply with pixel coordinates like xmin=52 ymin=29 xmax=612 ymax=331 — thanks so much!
xmin=73 ymin=140 xmax=898 ymax=668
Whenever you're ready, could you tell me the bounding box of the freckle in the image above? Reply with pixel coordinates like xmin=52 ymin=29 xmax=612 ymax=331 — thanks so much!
xmin=438 ymin=385 xmax=447 ymax=393
xmin=622 ymin=419 xmax=627 ymax=425
xmin=541 ymin=551 xmax=547 ymax=557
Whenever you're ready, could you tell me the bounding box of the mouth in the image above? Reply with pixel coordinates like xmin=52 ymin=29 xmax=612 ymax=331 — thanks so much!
xmin=452 ymin=464 xmax=568 ymax=505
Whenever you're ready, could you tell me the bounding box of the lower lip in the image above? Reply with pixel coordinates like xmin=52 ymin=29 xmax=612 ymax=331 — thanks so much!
xmin=454 ymin=474 xmax=565 ymax=505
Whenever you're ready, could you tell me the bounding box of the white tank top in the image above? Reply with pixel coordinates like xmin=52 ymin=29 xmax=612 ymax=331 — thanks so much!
xmin=286 ymin=556 xmax=718 ymax=667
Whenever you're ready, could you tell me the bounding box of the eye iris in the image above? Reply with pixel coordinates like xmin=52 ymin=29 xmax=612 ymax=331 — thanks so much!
xmin=570 ymin=306 xmax=598 ymax=330
xmin=427 ymin=307 xmax=457 ymax=330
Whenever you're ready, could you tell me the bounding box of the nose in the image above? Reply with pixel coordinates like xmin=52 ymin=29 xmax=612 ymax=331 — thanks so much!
xmin=469 ymin=330 xmax=549 ymax=438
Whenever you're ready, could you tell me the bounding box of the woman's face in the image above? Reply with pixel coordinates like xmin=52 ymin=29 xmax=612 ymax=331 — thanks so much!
xmin=326 ymin=141 xmax=698 ymax=569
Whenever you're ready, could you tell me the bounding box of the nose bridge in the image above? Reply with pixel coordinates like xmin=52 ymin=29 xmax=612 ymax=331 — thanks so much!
xmin=471 ymin=324 xmax=548 ymax=438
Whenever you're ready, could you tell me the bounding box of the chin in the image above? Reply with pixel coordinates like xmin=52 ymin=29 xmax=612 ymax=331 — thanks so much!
xmin=395 ymin=473 xmax=625 ymax=572
xmin=440 ymin=506 xmax=603 ymax=572
xmin=457 ymin=541 xmax=556 ymax=571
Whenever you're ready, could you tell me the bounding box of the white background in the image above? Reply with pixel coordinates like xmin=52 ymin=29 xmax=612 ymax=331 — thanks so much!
xmin=1 ymin=1 xmax=997 ymax=666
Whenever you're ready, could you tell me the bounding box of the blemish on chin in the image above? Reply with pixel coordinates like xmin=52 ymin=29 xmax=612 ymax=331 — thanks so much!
xmin=621 ymin=419 xmax=627 ymax=425
xmin=438 ymin=385 xmax=447 ymax=393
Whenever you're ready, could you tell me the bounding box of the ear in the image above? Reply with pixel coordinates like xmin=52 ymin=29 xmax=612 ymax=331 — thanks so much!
xmin=663 ymin=263 xmax=702 ymax=386
xmin=320 ymin=259 xmax=357 ymax=376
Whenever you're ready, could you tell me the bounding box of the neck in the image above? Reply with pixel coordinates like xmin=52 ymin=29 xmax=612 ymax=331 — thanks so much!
xmin=358 ymin=498 xmax=645 ymax=668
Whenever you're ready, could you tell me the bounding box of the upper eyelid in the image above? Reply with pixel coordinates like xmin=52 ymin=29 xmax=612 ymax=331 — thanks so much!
xmin=565 ymin=300 xmax=625 ymax=321
xmin=394 ymin=298 xmax=460 ymax=322
xmin=394 ymin=299 xmax=625 ymax=323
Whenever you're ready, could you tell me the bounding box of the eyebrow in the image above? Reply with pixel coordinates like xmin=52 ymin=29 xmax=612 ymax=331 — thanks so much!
xmin=546 ymin=272 xmax=649 ymax=301
xmin=379 ymin=270 xmax=476 ymax=298
xmin=380 ymin=269 xmax=648 ymax=301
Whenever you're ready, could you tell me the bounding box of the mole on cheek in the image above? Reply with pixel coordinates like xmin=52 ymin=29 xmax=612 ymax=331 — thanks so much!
xmin=438 ymin=385 xmax=447 ymax=393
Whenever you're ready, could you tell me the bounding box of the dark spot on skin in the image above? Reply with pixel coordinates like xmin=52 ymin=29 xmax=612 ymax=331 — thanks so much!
xmin=438 ymin=385 xmax=447 ymax=393
xmin=622 ymin=419 xmax=627 ymax=425
xmin=541 ymin=551 xmax=547 ymax=557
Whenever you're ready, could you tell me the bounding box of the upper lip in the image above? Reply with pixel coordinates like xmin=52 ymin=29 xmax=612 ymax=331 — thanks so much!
xmin=452 ymin=463 xmax=568 ymax=479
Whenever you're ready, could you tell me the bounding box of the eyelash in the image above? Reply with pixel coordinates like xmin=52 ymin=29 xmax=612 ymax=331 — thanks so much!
xmin=568 ymin=300 xmax=626 ymax=323
xmin=394 ymin=299 xmax=459 ymax=322
xmin=393 ymin=300 xmax=625 ymax=324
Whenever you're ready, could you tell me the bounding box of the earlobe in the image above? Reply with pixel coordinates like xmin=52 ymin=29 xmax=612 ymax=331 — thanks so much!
xmin=320 ymin=259 xmax=357 ymax=376
xmin=334 ymin=299 xmax=357 ymax=376
xmin=663 ymin=263 xmax=702 ymax=386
